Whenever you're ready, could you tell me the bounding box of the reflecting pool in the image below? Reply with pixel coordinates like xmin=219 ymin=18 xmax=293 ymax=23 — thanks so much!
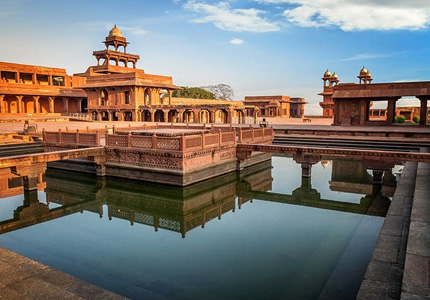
xmin=0 ymin=156 xmax=396 ymax=300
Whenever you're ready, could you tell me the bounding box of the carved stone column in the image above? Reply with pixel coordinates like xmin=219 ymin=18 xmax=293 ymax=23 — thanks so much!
xmin=33 ymin=96 xmax=40 ymax=113
xmin=0 ymin=95 xmax=4 ymax=113
xmin=48 ymin=96 xmax=55 ymax=113
xmin=16 ymin=95 xmax=23 ymax=113
xmin=419 ymin=97 xmax=428 ymax=126
xmin=62 ymin=97 xmax=69 ymax=113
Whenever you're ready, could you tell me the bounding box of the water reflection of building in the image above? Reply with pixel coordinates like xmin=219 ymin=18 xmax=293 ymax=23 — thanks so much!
xmin=330 ymin=159 xmax=396 ymax=198
xmin=37 ymin=161 xmax=273 ymax=238
xmin=0 ymin=158 xmax=394 ymax=236
xmin=0 ymin=168 xmax=45 ymax=198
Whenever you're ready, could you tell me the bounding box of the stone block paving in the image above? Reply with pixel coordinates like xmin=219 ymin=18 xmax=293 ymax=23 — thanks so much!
xmin=0 ymin=246 xmax=128 ymax=300
xmin=357 ymin=161 xmax=417 ymax=300
xmin=401 ymin=156 xmax=430 ymax=300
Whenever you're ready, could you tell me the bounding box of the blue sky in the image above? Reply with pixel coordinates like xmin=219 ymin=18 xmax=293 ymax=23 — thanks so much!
xmin=1 ymin=0 xmax=430 ymax=114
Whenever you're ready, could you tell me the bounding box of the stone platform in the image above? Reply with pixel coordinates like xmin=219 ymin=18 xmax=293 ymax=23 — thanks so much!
xmin=0 ymin=246 xmax=127 ymax=300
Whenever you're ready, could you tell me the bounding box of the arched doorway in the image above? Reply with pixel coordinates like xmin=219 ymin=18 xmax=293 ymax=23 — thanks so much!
xmin=168 ymin=110 xmax=179 ymax=122
xmin=124 ymin=111 xmax=133 ymax=121
xmin=92 ymin=111 xmax=98 ymax=121
xmin=154 ymin=110 xmax=164 ymax=122
xmin=215 ymin=109 xmax=228 ymax=123
xmin=199 ymin=110 xmax=210 ymax=123
xmin=112 ymin=111 xmax=118 ymax=121
xmin=5 ymin=96 xmax=17 ymax=113
xmin=142 ymin=110 xmax=151 ymax=122
xmin=183 ymin=110 xmax=194 ymax=123
xmin=101 ymin=111 xmax=109 ymax=121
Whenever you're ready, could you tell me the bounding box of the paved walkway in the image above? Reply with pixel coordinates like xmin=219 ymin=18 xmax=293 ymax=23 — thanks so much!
xmin=357 ymin=148 xmax=430 ymax=300
xmin=0 ymin=247 xmax=128 ymax=300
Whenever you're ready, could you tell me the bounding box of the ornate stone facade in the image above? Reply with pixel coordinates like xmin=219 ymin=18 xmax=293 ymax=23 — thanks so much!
xmin=0 ymin=62 xmax=87 ymax=115
xmin=244 ymin=95 xmax=306 ymax=118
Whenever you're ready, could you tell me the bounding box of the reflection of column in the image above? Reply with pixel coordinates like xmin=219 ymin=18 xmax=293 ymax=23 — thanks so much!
xmin=372 ymin=170 xmax=383 ymax=184
xmin=293 ymin=153 xmax=321 ymax=178
xmin=12 ymin=163 xmax=47 ymax=191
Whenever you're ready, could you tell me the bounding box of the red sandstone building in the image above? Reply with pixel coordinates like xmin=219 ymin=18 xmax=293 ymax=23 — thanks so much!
xmin=0 ymin=62 xmax=87 ymax=115
xmin=0 ymin=25 xmax=307 ymax=123
xmin=320 ymin=67 xmax=430 ymax=125
xmin=244 ymin=96 xmax=306 ymax=118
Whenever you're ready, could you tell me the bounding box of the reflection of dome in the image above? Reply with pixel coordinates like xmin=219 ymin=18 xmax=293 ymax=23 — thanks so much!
xmin=323 ymin=69 xmax=332 ymax=78
xmin=360 ymin=66 xmax=368 ymax=76
xmin=109 ymin=25 xmax=123 ymax=37
xmin=331 ymin=72 xmax=338 ymax=79
xmin=321 ymin=160 xmax=329 ymax=168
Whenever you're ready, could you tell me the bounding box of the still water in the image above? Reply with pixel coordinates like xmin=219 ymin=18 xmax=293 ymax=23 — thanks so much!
xmin=0 ymin=156 xmax=395 ymax=300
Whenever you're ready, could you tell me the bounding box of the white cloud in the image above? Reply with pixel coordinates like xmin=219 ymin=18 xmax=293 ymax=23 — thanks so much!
xmin=183 ymin=1 xmax=280 ymax=32
xmin=255 ymin=0 xmax=430 ymax=31
xmin=230 ymin=38 xmax=244 ymax=45
xmin=340 ymin=53 xmax=390 ymax=61
xmin=121 ymin=26 xmax=149 ymax=35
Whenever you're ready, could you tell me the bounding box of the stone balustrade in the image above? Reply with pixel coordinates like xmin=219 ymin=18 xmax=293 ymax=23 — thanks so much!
xmin=43 ymin=129 xmax=100 ymax=146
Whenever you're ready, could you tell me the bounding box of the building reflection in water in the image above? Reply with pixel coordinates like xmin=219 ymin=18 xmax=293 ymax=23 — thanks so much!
xmin=0 ymin=157 xmax=395 ymax=237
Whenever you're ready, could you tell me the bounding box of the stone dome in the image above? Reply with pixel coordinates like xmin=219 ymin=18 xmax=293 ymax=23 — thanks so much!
xmin=360 ymin=67 xmax=368 ymax=76
xmin=109 ymin=25 xmax=123 ymax=37
xmin=331 ymin=72 xmax=338 ymax=79
xmin=323 ymin=69 xmax=332 ymax=78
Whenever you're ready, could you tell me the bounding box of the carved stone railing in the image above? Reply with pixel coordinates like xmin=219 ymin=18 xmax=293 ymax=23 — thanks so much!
xmin=237 ymin=127 xmax=273 ymax=143
xmin=105 ymin=130 xmax=238 ymax=151
xmin=42 ymin=124 xmax=274 ymax=150
xmin=43 ymin=129 xmax=100 ymax=146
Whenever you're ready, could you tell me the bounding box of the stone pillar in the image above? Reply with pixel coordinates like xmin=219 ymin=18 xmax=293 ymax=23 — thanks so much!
xmin=210 ymin=110 xmax=215 ymax=123
xmin=32 ymin=73 xmax=37 ymax=84
xmin=227 ymin=110 xmax=233 ymax=124
xmin=77 ymin=98 xmax=83 ymax=113
xmin=97 ymin=112 xmax=101 ymax=121
xmin=386 ymin=98 xmax=397 ymax=124
xmin=33 ymin=96 xmax=40 ymax=113
xmin=192 ymin=110 xmax=198 ymax=123
xmin=0 ymin=95 xmax=4 ymax=113
xmin=419 ymin=97 xmax=428 ymax=126
xmin=48 ymin=75 xmax=53 ymax=86
xmin=168 ymin=90 xmax=173 ymax=105
xmin=48 ymin=96 xmax=54 ymax=113
xmin=62 ymin=97 xmax=69 ymax=113
xmin=150 ymin=110 xmax=155 ymax=122
xmin=163 ymin=110 xmax=169 ymax=123
xmin=15 ymin=72 xmax=20 ymax=84
xmin=16 ymin=95 xmax=23 ymax=113
xmin=108 ymin=111 xmax=112 ymax=121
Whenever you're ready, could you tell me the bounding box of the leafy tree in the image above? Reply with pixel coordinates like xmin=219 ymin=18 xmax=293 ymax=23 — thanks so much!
xmin=172 ymin=86 xmax=215 ymax=99
xmin=202 ymin=84 xmax=235 ymax=100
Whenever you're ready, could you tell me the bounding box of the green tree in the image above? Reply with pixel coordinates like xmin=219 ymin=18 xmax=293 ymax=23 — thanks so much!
xmin=172 ymin=86 xmax=215 ymax=99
